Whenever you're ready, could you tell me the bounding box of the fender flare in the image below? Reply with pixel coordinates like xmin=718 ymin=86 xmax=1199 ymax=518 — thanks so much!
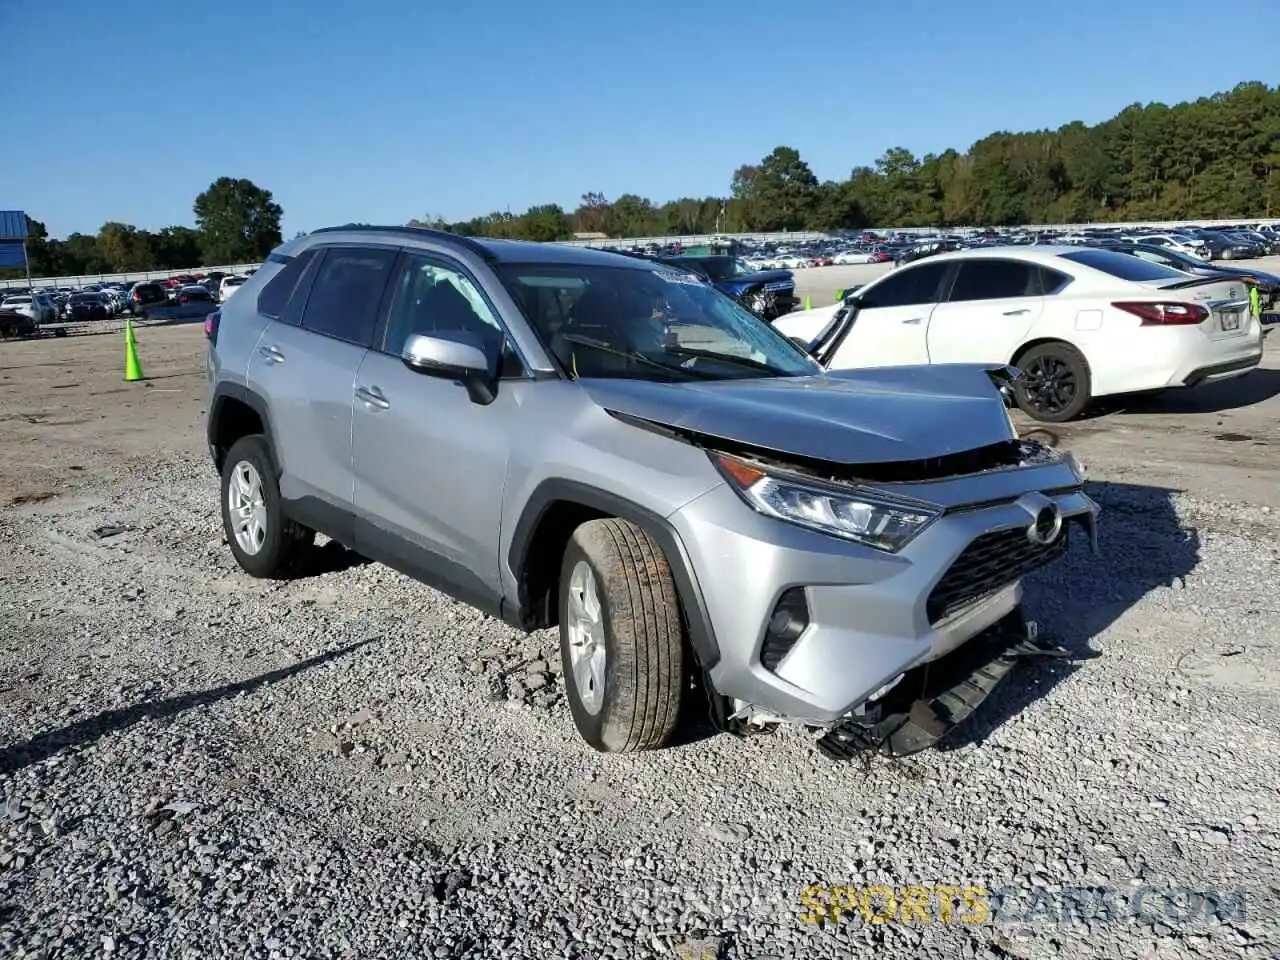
xmin=207 ymin=382 xmax=279 ymax=474
xmin=507 ymin=479 xmax=721 ymax=670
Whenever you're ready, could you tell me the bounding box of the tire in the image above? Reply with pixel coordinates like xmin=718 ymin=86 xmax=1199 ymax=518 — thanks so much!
xmin=219 ymin=435 xmax=315 ymax=578
xmin=1013 ymin=342 xmax=1092 ymax=423
xmin=558 ymin=518 xmax=685 ymax=753
xmin=1222 ymin=248 xmax=1235 ymax=261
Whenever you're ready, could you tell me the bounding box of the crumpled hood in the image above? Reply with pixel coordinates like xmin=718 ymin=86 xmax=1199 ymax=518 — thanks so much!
xmin=580 ymin=365 xmax=1017 ymax=465
xmin=717 ymin=269 xmax=793 ymax=292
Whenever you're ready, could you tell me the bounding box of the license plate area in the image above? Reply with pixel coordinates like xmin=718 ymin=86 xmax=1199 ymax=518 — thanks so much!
xmin=1219 ymin=309 xmax=1242 ymax=332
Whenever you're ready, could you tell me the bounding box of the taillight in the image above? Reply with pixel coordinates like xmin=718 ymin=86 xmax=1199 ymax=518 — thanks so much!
xmin=1112 ymin=301 xmax=1209 ymax=326
xmin=205 ymin=310 xmax=221 ymax=345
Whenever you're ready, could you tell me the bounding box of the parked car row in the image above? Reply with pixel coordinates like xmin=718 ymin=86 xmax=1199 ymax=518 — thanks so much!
xmin=606 ymin=223 xmax=1278 ymax=278
xmin=0 ymin=270 xmax=254 ymax=324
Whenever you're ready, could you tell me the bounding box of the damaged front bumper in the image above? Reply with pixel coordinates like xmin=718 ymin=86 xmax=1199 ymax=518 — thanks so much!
xmin=815 ymin=607 xmax=1066 ymax=758
xmin=674 ymin=447 xmax=1099 ymax=749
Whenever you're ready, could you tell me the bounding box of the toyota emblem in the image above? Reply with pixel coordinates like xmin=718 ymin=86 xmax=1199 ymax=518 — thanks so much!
xmin=1027 ymin=504 xmax=1063 ymax=545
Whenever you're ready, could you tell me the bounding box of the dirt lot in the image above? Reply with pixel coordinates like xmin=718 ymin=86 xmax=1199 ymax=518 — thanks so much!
xmin=1 ymin=313 xmax=1278 ymax=958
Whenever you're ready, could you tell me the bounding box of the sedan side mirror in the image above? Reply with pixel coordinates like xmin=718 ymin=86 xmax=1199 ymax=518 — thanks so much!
xmin=402 ymin=331 xmax=499 ymax=405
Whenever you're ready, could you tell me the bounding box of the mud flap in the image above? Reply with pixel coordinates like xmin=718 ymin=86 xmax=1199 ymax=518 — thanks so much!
xmin=816 ymin=608 xmax=1069 ymax=760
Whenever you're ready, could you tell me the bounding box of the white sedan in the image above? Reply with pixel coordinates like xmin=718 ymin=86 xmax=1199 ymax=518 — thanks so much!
xmin=773 ymin=245 xmax=1264 ymax=422
xmin=832 ymin=249 xmax=879 ymax=264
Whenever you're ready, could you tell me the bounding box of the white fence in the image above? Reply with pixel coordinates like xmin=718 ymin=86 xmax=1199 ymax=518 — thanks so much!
xmin=1 ymin=263 xmax=264 ymax=292
xmin=4 ymin=216 xmax=1276 ymax=290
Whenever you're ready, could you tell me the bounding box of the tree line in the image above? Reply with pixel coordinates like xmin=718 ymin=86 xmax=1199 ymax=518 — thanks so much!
xmin=413 ymin=81 xmax=1280 ymax=239
xmin=3 ymin=177 xmax=284 ymax=280
xmin=10 ymin=81 xmax=1280 ymax=279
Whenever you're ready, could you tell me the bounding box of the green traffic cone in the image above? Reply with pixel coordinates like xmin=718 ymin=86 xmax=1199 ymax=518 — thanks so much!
xmin=804 ymin=294 xmax=812 ymax=310
xmin=124 ymin=321 xmax=143 ymax=382
xmin=835 ymin=288 xmax=844 ymax=302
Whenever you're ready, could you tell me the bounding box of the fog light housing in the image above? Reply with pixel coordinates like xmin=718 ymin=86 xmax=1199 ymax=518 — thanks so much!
xmin=761 ymin=587 xmax=809 ymax=671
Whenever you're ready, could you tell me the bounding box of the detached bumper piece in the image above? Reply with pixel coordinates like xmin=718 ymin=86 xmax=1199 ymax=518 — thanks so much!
xmin=816 ymin=608 xmax=1068 ymax=761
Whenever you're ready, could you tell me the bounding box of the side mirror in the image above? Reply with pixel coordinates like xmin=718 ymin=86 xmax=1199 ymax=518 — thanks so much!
xmin=402 ymin=331 xmax=499 ymax=405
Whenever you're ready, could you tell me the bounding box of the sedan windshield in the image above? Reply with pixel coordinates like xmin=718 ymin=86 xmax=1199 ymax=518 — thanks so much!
xmin=496 ymin=262 xmax=818 ymax=382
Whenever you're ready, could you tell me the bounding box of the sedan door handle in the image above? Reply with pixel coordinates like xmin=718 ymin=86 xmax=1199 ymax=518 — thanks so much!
xmin=901 ymin=317 xmax=923 ymax=325
xmin=1002 ymin=308 xmax=1031 ymax=316
xmin=257 ymin=344 xmax=285 ymax=363
xmin=355 ymin=385 xmax=390 ymax=410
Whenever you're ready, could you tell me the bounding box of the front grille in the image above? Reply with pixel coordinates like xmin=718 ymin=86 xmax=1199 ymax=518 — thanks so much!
xmin=927 ymin=525 xmax=1069 ymax=624
xmin=764 ymin=281 xmax=793 ymax=293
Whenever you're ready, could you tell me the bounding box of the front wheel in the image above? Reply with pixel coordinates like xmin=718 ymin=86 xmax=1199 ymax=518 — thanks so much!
xmin=1013 ymin=342 xmax=1092 ymax=423
xmin=558 ymin=518 xmax=685 ymax=753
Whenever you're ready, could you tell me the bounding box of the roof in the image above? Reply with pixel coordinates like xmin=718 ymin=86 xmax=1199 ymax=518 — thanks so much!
xmin=299 ymin=224 xmax=657 ymax=269
xmin=916 ymin=244 xmax=1083 ymax=264
xmin=471 ymin=238 xmax=652 ymax=268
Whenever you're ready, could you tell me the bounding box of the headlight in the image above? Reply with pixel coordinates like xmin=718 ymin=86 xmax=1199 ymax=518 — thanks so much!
xmin=712 ymin=453 xmax=940 ymax=552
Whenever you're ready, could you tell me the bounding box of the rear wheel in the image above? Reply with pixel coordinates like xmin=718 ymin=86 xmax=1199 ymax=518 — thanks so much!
xmin=558 ymin=518 xmax=685 ymax=753
xmin=1013 ymin=342 xmax=1092 ymax=423
xmin=220 ymin=435 xmax=315 ymax=578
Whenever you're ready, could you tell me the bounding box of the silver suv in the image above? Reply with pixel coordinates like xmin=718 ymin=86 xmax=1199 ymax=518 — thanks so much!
xmin=205 ymin=226 xmax=1100 ymax=757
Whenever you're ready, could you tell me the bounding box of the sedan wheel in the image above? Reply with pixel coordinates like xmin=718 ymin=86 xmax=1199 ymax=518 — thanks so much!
xmin=1014 ymin=342 xmax=1092 ymax=423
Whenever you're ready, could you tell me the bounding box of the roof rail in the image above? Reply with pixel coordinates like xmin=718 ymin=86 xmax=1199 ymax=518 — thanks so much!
xmin=307 ymin=224 xmax=494 ymax=259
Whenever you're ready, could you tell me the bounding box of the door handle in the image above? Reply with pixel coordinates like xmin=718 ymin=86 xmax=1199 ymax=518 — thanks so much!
xmin=901 ymin=317 xmax=923 ymax=325
xmin=257 ymin=344 xmax=285 ymax=363
xmin=1002 ymin=308 xmax=1030 ymax=316
xmin=355 ymin=385 xmax=390 ymax=410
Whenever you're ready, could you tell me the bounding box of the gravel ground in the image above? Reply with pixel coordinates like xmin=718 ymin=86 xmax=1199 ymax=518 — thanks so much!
xmin=1 ymin=323 xmax=1278 ymax=958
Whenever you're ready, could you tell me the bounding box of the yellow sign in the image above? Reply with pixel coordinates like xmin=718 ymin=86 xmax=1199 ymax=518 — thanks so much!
xmin=800 ymin=884 xmax=990 ymax=925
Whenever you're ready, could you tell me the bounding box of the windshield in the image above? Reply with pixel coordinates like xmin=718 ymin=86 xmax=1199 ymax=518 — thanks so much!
xmin=496 ymin=262 xmax=818 ymax=382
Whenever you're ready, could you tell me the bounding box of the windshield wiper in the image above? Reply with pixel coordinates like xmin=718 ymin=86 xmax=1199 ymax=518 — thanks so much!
xmin=558 ymin=333 xmax=713 ymax=380
xmin=660 ymin=345 xmax=789 ymax=376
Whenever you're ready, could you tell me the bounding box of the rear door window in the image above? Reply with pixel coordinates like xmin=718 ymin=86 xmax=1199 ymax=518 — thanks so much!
xmin=859 ymin=261 xmax=948 ymax=308
xmin=257 ymin=248 xmax=317 ymax=320
xmin=298 ymin=246 xmax=397 ymax=347
xmin=946 ymin=259 xmax=1039 ymax=302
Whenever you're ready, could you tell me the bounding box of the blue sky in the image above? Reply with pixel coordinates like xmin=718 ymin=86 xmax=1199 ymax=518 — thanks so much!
xmin=3 ymin=0 xmax=1277 ymax=239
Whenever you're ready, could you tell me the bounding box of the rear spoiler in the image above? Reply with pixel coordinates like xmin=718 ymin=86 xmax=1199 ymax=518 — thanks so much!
xmin=1157 ymin=275 xmax=1241 ymax=291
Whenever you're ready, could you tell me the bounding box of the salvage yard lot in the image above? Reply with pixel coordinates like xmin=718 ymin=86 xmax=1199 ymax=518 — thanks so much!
xmin=1 ymin=319 xmax=1279 ymax=957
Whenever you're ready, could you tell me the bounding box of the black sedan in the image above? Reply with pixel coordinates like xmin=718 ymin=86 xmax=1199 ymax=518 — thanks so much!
xmin=66 ymin=292 xmax=110 ymax=322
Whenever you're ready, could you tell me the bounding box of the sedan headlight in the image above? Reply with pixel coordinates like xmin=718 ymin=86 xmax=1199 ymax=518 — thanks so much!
xmin=712 ymin=453 xmax=940 ymax=552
